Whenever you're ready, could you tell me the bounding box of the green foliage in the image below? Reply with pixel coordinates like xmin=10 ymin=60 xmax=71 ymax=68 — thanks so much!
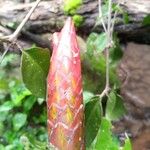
xmin=87 ymin=32 xmax=107 ymax=53
xmin=63 ymin=0 xmax=84 ymax=27
xmin=113 ymin=3 xmax=130 ymax=24
xmin=86 ymin=33 xmax=98 ymax=55
xmin=83 ymin=91 xmax=94 ymax=105
xmin=7 ymin=22 xmax=18 ymax=30
xmin=64 ymin=0 xmax=82 ymax=14
xmin=73 ymin=15 xmax=84 ymax=27
xmin=10 ymin=83 xmax=31 ymax=107
xmin=23 ymin=96 xmax=36 ymax=112
xmin=109 ymin=34 xmax=123 ymax=66
xmin=0 ymin=54 xmax=48 ymax=149
xmin=123 ymin=136 xmax=132 ymax=150
xmin=85 ymin=13 xmax=128 ymax=148
xmin=85 ymin=98 xmax=102 ymax=148
xmin=21 ymin=47 xmax=50 ymax=98
xmin=106 ymin=90 xmax=126 ymax=121
xmin=13 ymin=113 xmax=27 ymax=131
xmin=86 ymin=32 xmax=122 ymax=92
xmin=20 ymin=135 xmax=48 ymax=150
xmin=95 ymin=1 xmax=130 ymax=27
xmin=123 ymin=12 xmax=130 ymax=24
xmin=90 ymin=118 xmax=132 ymax=150
xmin=91 ymin=118 xmax=119 ymax=150
xmin=0 ymin=101 xmax=14 ymax=112
xmin=143 ymin=15 xmax=150 ymax=26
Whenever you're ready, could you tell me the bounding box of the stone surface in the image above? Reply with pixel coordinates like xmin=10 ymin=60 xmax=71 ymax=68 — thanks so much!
xmin=118 ymin=43 xmax=150 ymax=117
xmin=116 ymin=42 xmax=150 ymax=150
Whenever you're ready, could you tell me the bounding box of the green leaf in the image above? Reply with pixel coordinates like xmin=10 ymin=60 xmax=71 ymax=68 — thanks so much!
xmin=21 ymin=47 xmax=50 ymax=98
xmin=143 ymin=15 xmax=150 ymax=26
xmin=112 ymin=3 xmax=122 ymax=13
xmin=83 ymin=91 xmax=94 ymax=105
xmin=4 ymin=130 xmax=17 ymax=143
xmin=87 ymin=32 xmax=107 ymax=53
xmin=7 ymin=22 xmax=18 ymax=30
xmin=0 ymin=144 xmax=5 ymax=150
xmin=85 ymin=47 xmax=120 ymax=92
xmin=20 ymin=135 xmax=30 ymax=149
xmin=95 ymin=32 xmax=107 ymax=52
xmin=13 ymin=113 xmax=27 ymax=131
xmin=0 ymin=53 xmax=19 ymax=67
xmin=5 ymin=145 xmax=15 ymax=150
xmin=106 ymin=90 xmax=126 ymax=121
xmin=86 ymin=33 xmax=98 ymax=56
xmin=85 ymin=98 xmax=102 ymax=148
xmin=109 ymin=34 xmax=123 ymax=66
xmin=21 ymin=135 xmax=48 ymax=150
xmin=10 ymin=84 xmax=31 ymax=107
xmin=123 ymin=136 xmax=132 ymax=150
xmin=37 ymin=98 xmax=45 ymax=105
xmin=23 ymin=96 xmax=36 ymax=112
xmin=91 ymin=118 xmax=119 ymax=150
xmin=0 ymin=122 xmax=4 ymax=135
xmin=86 ymin=33 xmax=119 ymax=92
xmin=0 ymin=111 xmax=8 ymax=121
xmin=101 ymin=3 xmax=109 ymax=18
xmin=0 ymin=101 xmax=14 ymax=112
xmin=96 ymin=2 xmax=109 ymax=25
xmin=85 ymin=33 xmax=122 ymax=94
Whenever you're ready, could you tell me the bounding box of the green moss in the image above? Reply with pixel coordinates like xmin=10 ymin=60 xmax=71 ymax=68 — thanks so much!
xmin=64 ymin=0 xmax=82 ymax=14
xmin=143 ymin=15 xmax=150 ymax=26
xmin=73 ymin=15 xmax=84 ymax=27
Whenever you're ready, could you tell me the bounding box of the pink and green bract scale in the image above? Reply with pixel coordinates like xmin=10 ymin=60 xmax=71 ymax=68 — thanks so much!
xmin=47 ymin=17 xmax=85 ymax=150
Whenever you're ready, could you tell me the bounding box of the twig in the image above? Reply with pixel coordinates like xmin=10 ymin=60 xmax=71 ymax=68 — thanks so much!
xmin=98 ymin=0 xmax=107 ymax=33
xmin=98 ymin=0 xmax=113 ymax=99
xmin=99 ymin=86 xmax=109 ymax=98
xmin=107 ymin=0 xmax=112 ymax=40
xmin=110 ymin=2 xmax=121 ymax=39
xmin=105 ymin=0 xmax=112 ymax=89
xmin=0 ymin=43 xmax=10 ymax=64
xmin=0 ymin=0 xmax=41 ymax=42
xmin=0 ymin=0 xmax=41 ymax=63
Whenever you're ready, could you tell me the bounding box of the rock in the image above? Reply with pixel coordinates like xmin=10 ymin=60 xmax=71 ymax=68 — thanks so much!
xmin=133 ymin=128 xmax=150 ymax=150
xmin=118 ymin=42 xmax=150 ymax=118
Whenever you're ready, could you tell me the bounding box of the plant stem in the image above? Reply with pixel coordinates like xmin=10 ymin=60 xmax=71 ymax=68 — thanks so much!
xmin=110 ymin=2 xmax=120 ymax=39
xmin=107 ymin=0 xmax=112 ymax=40
xmin=105 ymin=47 xmax=109 ymax=89
xmin=0 ymin=0 xmax=41 ymax=63
xmin=98 ymin=0 xmax=107 ymax=33
xmin=105 ymin=0 xmax=112 ymax=89
xmin=99 ymin=0 xmax=113 ymax=99
xmin=0 ymin=0 xmax=41 ymax=42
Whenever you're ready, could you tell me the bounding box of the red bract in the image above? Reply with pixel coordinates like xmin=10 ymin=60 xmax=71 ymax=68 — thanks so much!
xmin=47 ymin=17 xmax=85 ymax=150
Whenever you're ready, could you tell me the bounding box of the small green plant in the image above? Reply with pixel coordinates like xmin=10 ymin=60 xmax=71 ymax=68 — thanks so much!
xmin=143 ymin=15 xmax=150 ymax=26
xmin=73 ymin=15 xmax=84 ymax=27
xmin=63 ymin=0 xmax=84 ymax=27
xmin=64 ymin=0 xmax=82 ymax=14
xmin=0 ymin=54 xmax=48 ymax=149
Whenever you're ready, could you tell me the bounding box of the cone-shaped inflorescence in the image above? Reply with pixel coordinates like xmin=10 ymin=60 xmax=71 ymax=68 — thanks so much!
xmin=47 ymin=18 xmax=85 ymax=150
